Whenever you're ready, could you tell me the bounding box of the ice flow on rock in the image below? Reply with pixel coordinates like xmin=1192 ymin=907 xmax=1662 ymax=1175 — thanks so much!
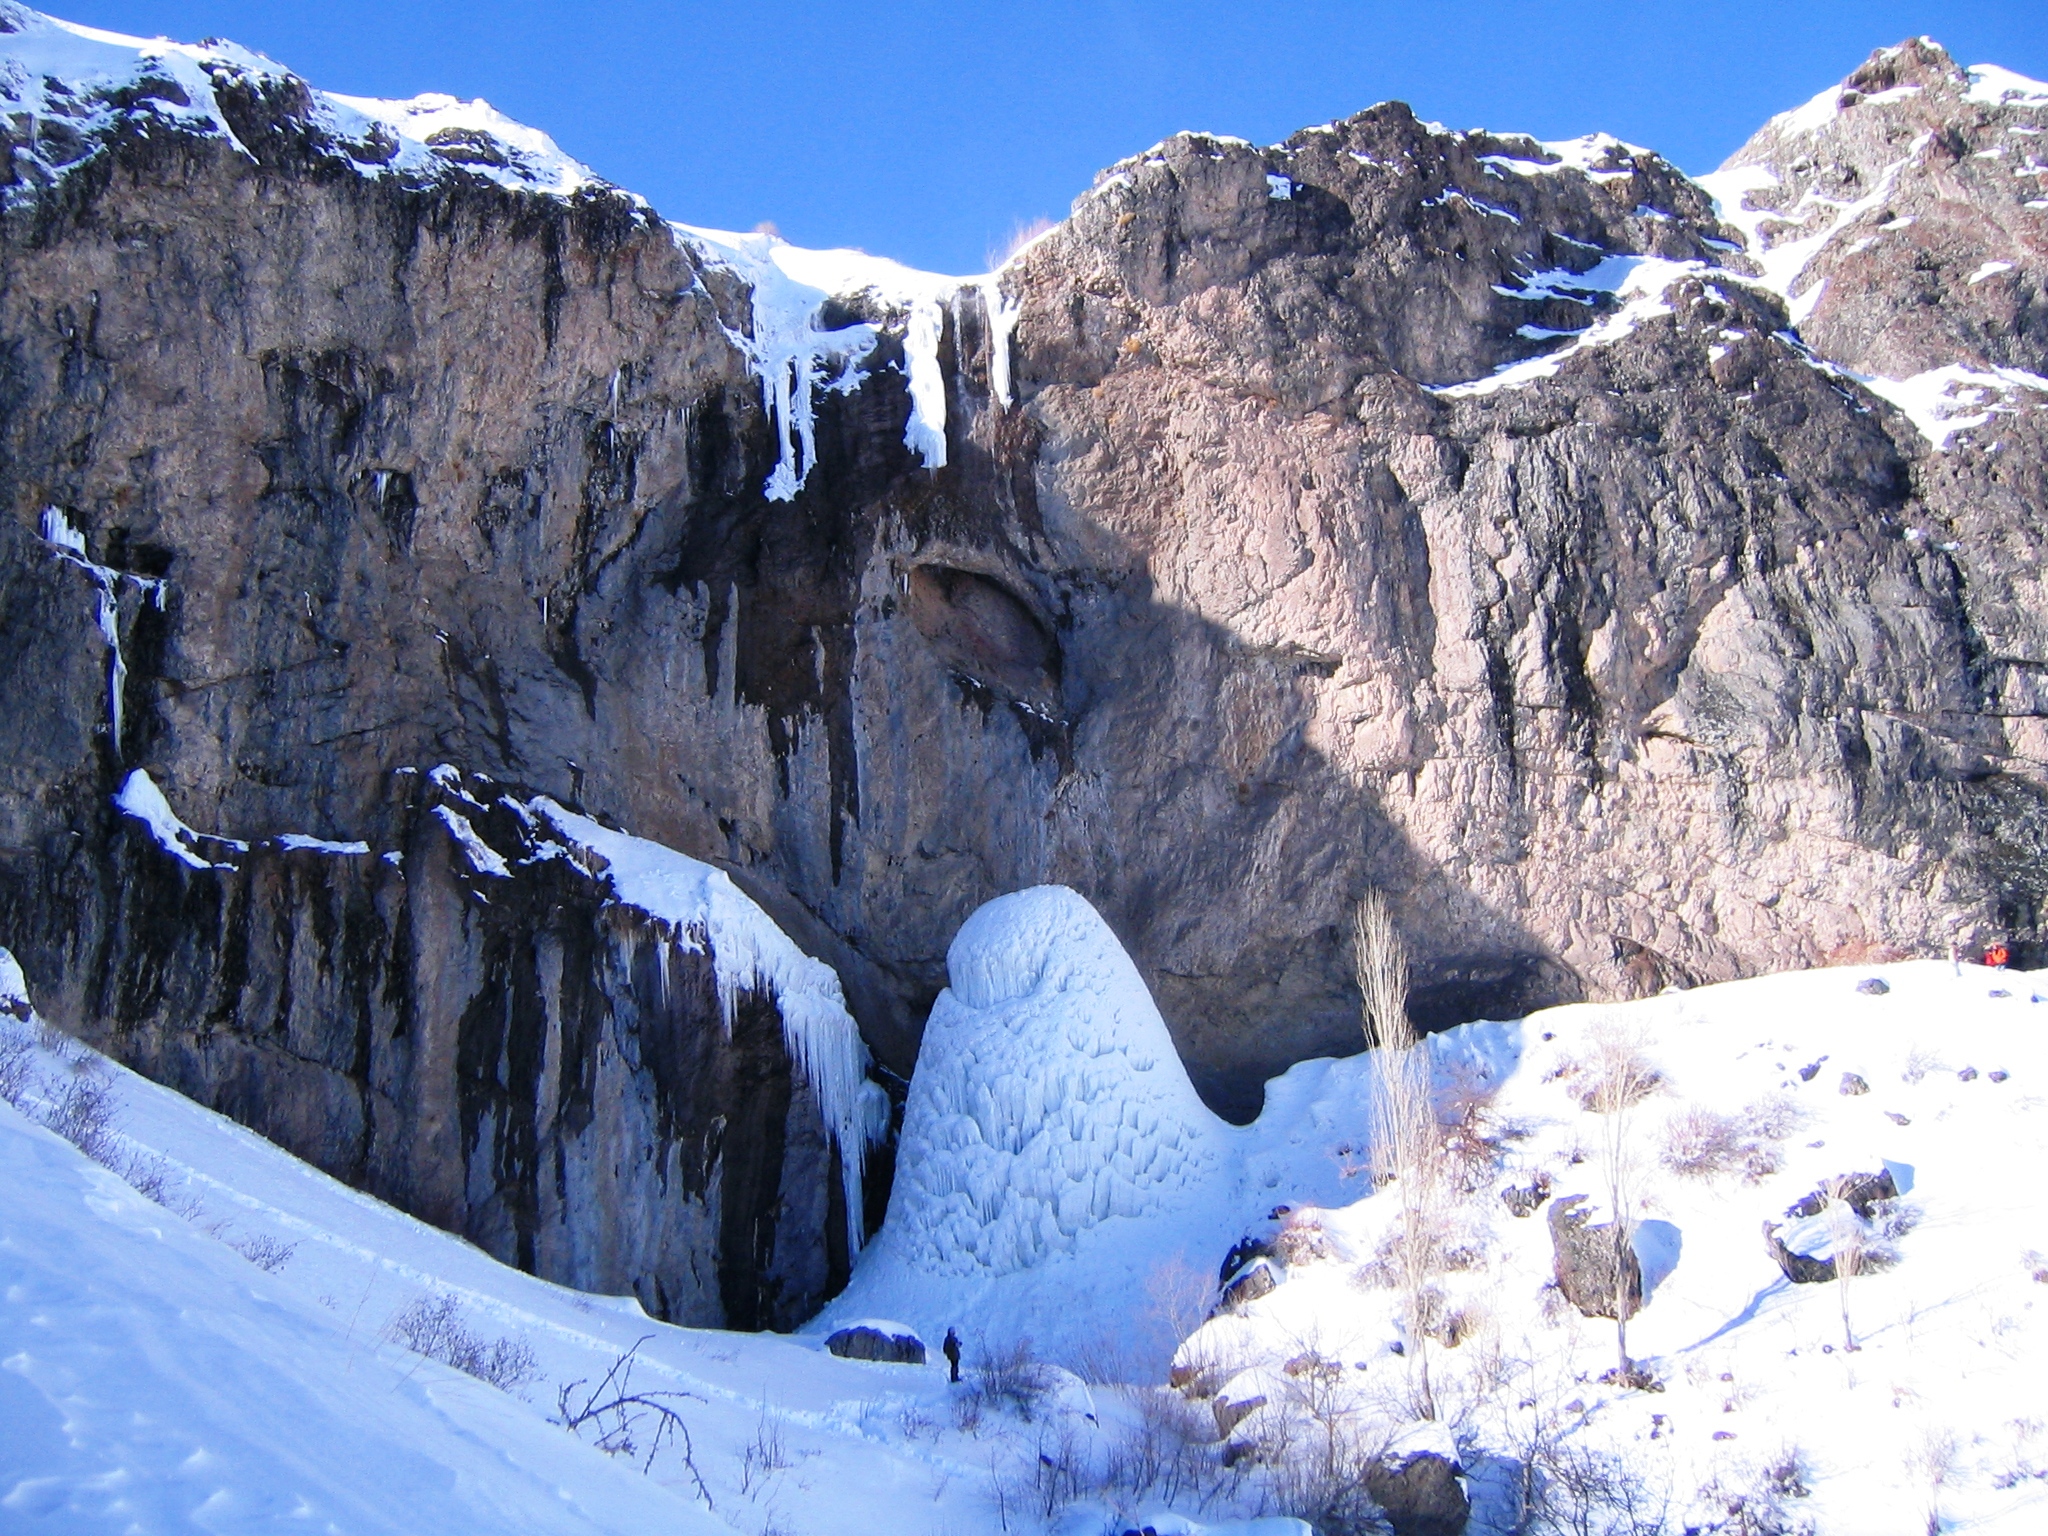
xmin=824 ymin=886 xmax=1235 ymax=1353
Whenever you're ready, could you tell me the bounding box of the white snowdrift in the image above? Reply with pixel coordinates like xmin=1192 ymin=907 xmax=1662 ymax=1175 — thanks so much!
xmin=0 ymin=1097 xmax=727 ymax=1536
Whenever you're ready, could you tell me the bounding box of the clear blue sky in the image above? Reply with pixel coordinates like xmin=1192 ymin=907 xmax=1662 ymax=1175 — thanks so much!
xmin=61 ymin=1 xmax=2048 ymax=273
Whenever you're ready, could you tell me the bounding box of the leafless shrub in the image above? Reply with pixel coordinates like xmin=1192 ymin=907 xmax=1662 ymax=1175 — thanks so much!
xmin=388 ymin=1292 xmax=539 ymax=1392
xmin=1241 ymin=1393 xmax=1394 ymax=1536
xmin=1104 ymin=1388 xmax=1230 ymax=1509
xmin=120 ymin=1150 xmax=175 ymax=1204
xmin=1899 ymin=1047 xmax=1945 ymax=1085
xmin=1525 ymin=1439 xmax=1672 ymax=1535
xmin=1583 ymin=1023 xmax=1662 ymax=1377
xmin=738 ymin=1403 xmax=793 ymax=1496
xmin=1909 ymin=1427 xmax=1959 ymax=1536
xmin=231 ymin=1233 xmax=300 ymax=1273
xmin=1662 ymin=1099 xmax=1800 ymax=1183
xmin=0 ymin=1033 xmax=35 ymax=1104
xmin=1076 ymin=1252 xmax=1222 ymax=1385
xmin=1693 ymin=1444 xmax=1812 ymax=1535
xmin=968 ymin=1337 xmax=1057 ymax=1421
xmin=1022 ymin=1419 xmax=1094 ymax=1520
xmin=44 ymin=1061 xmax=120 ymax=1163
xmin=554 ymin=1337 xmax=710 ymax=1503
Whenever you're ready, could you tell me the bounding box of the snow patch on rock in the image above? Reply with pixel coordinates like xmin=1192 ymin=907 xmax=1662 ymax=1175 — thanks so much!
xmin=1432 ymin=256 xmax=1711 ymax=397
xmin=114 ymin=770 xmax=246 ymax=871
xmin=0 ymin=3 xmax=603 ymax=200
xmin=1857 ymin=362 xmax=2048 ymax=449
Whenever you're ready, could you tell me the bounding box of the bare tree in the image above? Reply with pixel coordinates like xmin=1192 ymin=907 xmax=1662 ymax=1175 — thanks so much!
xmin=1826 ymin=1176 xmax=1867 ymax=1353
xmin=1583 ymin=1024 xmax=1660 ymax=1379
xmin=554 ymin=1337 xmax=711 ymax=1504
xmin=1354 ymin=891 xmax=1442 ymax=1420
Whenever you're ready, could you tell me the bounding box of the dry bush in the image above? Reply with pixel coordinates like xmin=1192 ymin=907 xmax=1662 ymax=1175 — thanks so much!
xmin=0 ymin=1032 xmax=35 ymax=1104
xmin=1355 ymin=890 xmax=1448 ymax=1421
xmin=967 ymin=1337 xmax=1057 ymax=1422
xmin=388 ymin=1293 xmax=539 ymax=1392
xmin=1662 ymin=1099 xmax=1801 ymax=1183
xmin=1695 ymin=1445 xmax=1812 ymax=1536
xmin=232 ymin=1232 xmax=300 ymax=1272
xmin=555 ymin=1337 xmax=710 ymax=1501
xmin=1105 ymin=1388 xmax=1230 ymax=1509
xmin=1525 ymin=1440 xmax=1672 ymax=1535
xmin=44 ymin=1061 xmax=121 ymax=1164
xmin=1583 ymin=1023 xmax=1662 ymax=1377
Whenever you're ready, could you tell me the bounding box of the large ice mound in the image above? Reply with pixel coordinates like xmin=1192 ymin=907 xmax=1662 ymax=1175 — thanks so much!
xmin=824 ymin=886 xmax=1236 ymax=1352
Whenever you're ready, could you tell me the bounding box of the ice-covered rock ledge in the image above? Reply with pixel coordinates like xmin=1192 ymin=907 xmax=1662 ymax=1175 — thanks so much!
xmin=100 ymin=760 xmax=884 ymax=1324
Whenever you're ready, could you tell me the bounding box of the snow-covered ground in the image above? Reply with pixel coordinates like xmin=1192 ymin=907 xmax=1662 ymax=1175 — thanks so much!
xmin=0 ymin=945 xmax=1296 ymax=1536
xmin=9 ymin=885 xmax=2048 ymax=1534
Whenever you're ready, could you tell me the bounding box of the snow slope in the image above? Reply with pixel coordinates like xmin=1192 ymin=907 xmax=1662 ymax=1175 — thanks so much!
xmin=0 ymin=954 xmax=1294 ymax=1536
xmin=1178 ymin=963 xmax=2048 ymax=1534
xmin=0 ymin=1097 xmax=727 ymax=1535
xmin=819 ymin=886 xmax=2048 ymax=1532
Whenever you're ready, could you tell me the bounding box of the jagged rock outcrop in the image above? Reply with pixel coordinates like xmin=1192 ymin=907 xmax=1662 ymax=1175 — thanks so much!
xmin=0 ymin=0 xmax=2044 ymax=1216
xmin=49 ymin=759 xmax=882 ymax=1327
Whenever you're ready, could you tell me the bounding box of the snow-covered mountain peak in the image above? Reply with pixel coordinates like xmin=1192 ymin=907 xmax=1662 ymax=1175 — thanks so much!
xmin=0 ymin=2 xmax=605 ymax=200
xmin=1695 ymin=37 xmax=2048 ymax=442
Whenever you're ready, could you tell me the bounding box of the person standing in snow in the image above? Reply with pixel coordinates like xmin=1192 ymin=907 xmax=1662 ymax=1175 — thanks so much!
xmin=1985 ymin=941 xmax=2012 ymax=969
xmin=942 ymin=1328 xmax=961 ymax=1384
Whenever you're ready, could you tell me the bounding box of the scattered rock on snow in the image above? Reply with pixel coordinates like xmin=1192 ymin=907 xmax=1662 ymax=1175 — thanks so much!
xmin=1213 ymin=1392 xmax=1266 ymax=1438
xmin=1218 ymin=1257 xmax=1280 ymax=1311
xmin=1763 ymin=1221 xmax=1838 ymax=1284
xmin=1855 ymin=978 xmax=1891 ymax=996
xmin=1500 ymin=1172 xmax=1553 ymax=1217
xmin=1786 ymin=1170 xmax=1899 ymax=1220
xmin=1766 ymin=1170 xmax=1902 ymax=1284
xmin=825 ymin=1324 xmax=928 ymax=1365
xmin=1839 ymin=1072 xmax=1871 ymax=1096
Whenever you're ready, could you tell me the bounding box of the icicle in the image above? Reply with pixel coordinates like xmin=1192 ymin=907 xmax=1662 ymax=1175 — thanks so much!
xmin=39 ymin=506 xmax=164 ymax=754
xmin=527 ymin=795 xmax=886 ymax=1255
xmin=977 ymin=275 xmax=1021 ymax=410
xmin=901 ymin=295 xmax=948 ymax=467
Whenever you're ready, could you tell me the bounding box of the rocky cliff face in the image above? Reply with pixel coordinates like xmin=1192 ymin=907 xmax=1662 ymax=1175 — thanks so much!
xmin=0 ymin=0 xmax=2042 ymax=1256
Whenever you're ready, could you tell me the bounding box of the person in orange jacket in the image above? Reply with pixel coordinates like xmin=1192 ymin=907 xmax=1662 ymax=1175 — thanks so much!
xmin=1984 ymin=941 xmax=2011 ymax=969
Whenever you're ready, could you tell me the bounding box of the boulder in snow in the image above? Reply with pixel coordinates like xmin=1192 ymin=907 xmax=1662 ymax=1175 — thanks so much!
xmin=825 ymin=1323 xmax=928 ymax=1365
xmin=1365 ymin=1422 xmax=1470 ymax=1536
xmin=1218 ymin=1257 xmax=1280 ymax=1312
xmin=1546 ymin=1193 xmax=1642 ymax=1321
xmin=1500 ymin=1171 xmax=1552 ymax=1217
